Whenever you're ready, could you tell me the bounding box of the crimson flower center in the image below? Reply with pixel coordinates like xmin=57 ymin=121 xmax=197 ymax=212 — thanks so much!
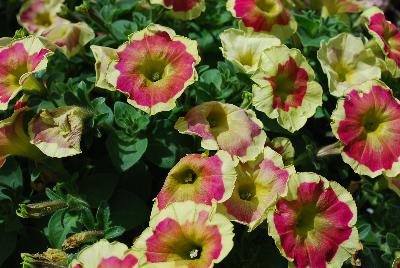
xmin=295 ymin=203 xmax=320 ymax=238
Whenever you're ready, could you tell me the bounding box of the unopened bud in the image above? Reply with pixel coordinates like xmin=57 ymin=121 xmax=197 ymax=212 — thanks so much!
xmin=21 ymin=248 xmax=67 ymax=268
xmin=62 ymin=230 xmax=104 ymax=251
xmin=17 ymin=200 xmax=68 ymax=218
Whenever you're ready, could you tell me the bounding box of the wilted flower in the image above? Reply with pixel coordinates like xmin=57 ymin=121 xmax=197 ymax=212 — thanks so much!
xmin=362 ymin=7 xmax=400 ymax=77
xmin=149 ymin=0 xmax=205 ymax=20
xmin=70 ymin=239 xmax=138 ymax=268
xmin=90 ymin=45 xmax=118 ymax=91
xmin=226 ymin=0 xmax=297 ymax=40
xmin=0 ymin=36 xmax=53 ymax=110
xmin=266 ymin=136 xmax=295 ymax=165
xmin=252 ymin=45 xmax=323 ymax=133
xmin=106 ymin=24 xmax=200 ymax=115
xmin=132 ymin=201 xmax=234 ymax=268
xmin=17 ymin=0 xmax=64 ymax=34
xmin=42 ymin=20 xmax=95 ymax=58
xmin=0 ymin=108 xmax=44 ymax=167
xmin=21 ymin=248 xmax=67 ymax=267
xmin=331 ymin=80 xmax=400 ymax=178
xmin=175 ymin=101 xmax=267 ymax=162
xmin=318 ymin=33 xmax=381 ymax=97
xmin=219 ymin=147 xmax=294 ymax=230
xmin=219 ymin=28 xmax=281 ymax=74
xmin=267 ymin=172 xmax=361 ymax=268
xmin=153 ymin=150 xmax=236 ymax=214
xmin=28 ymin=106 xmax=89 ymax=158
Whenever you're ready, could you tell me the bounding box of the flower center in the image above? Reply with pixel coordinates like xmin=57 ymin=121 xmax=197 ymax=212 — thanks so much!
xmin=34 ymin=11 xmax=52 ymax=27
xmin=362 ymin=109 xmax=385 ymax=133
xmin=188 ymin=247 xmax=202 ymax=259
xmin=206 ymin=105 xmax=228 ymax=131
xmin=274 ymin=72 xmax=297 ymax=101
xmin=238 ymin=183 xmax=256 ymax=201
xmin=176 ymin=240 xmax=203 ymax=260
xmin=295 ymin=204 xmax=320 ymax=238
xmin=175 ymin=169 xmax=198 ymax=184
xmin=333 ymin=62 xmax=352 ymax=82
xmin=138 ymin=58 xmax=167 ymax=83
xmin=238 ymin=52 xmax=255 ymax=67
xmin=255 ymin=0 xmax=280 ymax=14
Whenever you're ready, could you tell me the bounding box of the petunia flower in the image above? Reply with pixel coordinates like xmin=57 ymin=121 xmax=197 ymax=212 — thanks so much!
xmin=70 ymin=239 xmax=139 ymax=268
xmin=226 ymin=0 xmax=297 ymax=41
xmin=90 ymin=45 xmax=118 ymax=91
xmin=267 ymin=172 xmax=361 ymax=268
xmin=317 ymin=33 xmax=381 ymax=97
xmin=42 ymin=20 xmax=95 ymax=58
xmin=0 ymin=36 xmax=53 ymax=110
xmin=17 ymin=0 xmax=64 ymax=34
xmin=393 ymin=257 xmax=400 ymax=268
xmin=0 ymin=108 xmax=45 ymax=168
xmin=265 ymin=136 xmax=295 ymax=165
xmin=219 ymin=28 xmax=281 ymax=74
xmin=331 ymin=80 xmax=400 ymax=178
xmin=362 ymin=7 xmax=400 ymax=77
xmin=106 ymin=24 xmax=200 ymax=115
xmin=299 ymin=0 xmax=364 ymax=17
xmin=28 ymin=106 xmax=89 ymax=158
xmin=385 ymin=174 xmax=400 ymax=197
xmin=153 ymin=150 xmax=236 ymax=215
xmin=251 ymin=45 xmax=323 ymax=133
xmin=132 ymin=201 xmax=234 ymax=268
xmin=149 ymin=0 xmax=205 ymax=20
xmin=218 ymin=147 xmax=295 ymax=231
xmin=175 ymin=101 xmax=267 ymax=162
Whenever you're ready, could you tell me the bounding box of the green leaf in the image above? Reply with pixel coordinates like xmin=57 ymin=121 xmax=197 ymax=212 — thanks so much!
xmin=96 ymin=202 xmax=111 ymax=230
xmin=386 ymin=233 xmax=399 ymax=249
xmin=113 ymin=101 xmax=149 ymax=132
xmin=47 ymin=209 xmax=79 ymax=249
xmin=0 ymin=231 xmax=17 ymax=265
xmin=106 ymin=131 xmax=148 ymax=172
xmin=0 ymin=158 xmax=22 ymax=189
xmin=104 ymin=225 xmax=125 ymax=240
xmin=79 ymin=173 xmax=119 ymax=207
xmin=81 ymin=208 xmax=96 ymax=230
xmin=91 ymin=97 xmax=114 ymax=129
xmin=200 ymin=69 xmax=222 ymax=89
xmin=109 ymin=190 xmax=149 ymax=231
xmin=111 ymin=20 xmax=137 ymax=41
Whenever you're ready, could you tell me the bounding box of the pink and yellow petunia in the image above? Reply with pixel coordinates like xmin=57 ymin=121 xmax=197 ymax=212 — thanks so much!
xmin=219 ymin=28 xmax=281 ymax=74
xmin=132 ymin=201 xmax=234 ymax=268
xmin=70 ymin=239 xmax=139 ymax=268
xmin=90 ymin=45 xmax=118 ymax=91
xmin=362 ymin=7 xmax=400 ymax=77
xmin=265 ymin=136 xmax=295 ymax=165
xmin=153 ymin=150 xmax=236 ymax=215
xmin=218 ymin=147 xmax=295 ymax=230
xmin=267 ymin=172 xmax=361 ymax=268
xmin=17 ymin=0 xmax=64 ymax=34
xmin=251 ymin=45 xmax=323 ymax=133
xmin=331 ymin=80 xmax=400 ymax=178
xmin=150 ymin=0 xmax=205 ymax=20
xmin=175 ymin=101 xmax=267 ymax=162
xmin=301 ymin=0 xmax=364 ymax=17
xmin=28 ymin=106 xmax=89 ymax=158
xmin=42 ymin=20 xmax=95 ymax=58
xmin=0 ymin=36 xmax=53 ymax=110
xmin=226 ymin=0 xmax=297 ymax=41
xmin=105 ymin=24 xmax=200 ymax=115
xmin=317 ymin=33 xmax=381 ymax=97
xmin=0 ymin=108 xmax=45 ymax=168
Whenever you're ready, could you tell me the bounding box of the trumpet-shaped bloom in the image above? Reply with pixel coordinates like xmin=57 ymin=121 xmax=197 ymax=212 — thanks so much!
xmin=70 ymin=239 xmax=138 ymax=268
xmin=267 ymin=172 xmax=360 ymax=268
xmin=0 ymin=36 xmax=53 ymax=110
xmin=90 ymin=45 xmax=118 ymax=91
xmin=132 ymin=201 xmax=234 ymax=268
xmin=266 ymin=136 xmax=295 ymax=165
xmin=29 ymin=106 xmax=88 ymax=158
xmin=226 ymin=0 xmax=297 ymax=41
xmin=331 ymin=80 xmax=400 ymax=178
xmin=219 ymin=147 xmax=294 ymax=230
xmin=385 ymin=174 xmax=400 ymax=197
xmin=150 ymin=0 xmax=205 ymax=20
xmin=17 ymin=0 xmax=64 ymax=34
xmin=317 ymin=33 xmax=381 ymax=97
xmin=0 ymin=108 xmax=44 ymax=167
xmin=106 ymin=24 xmax=200 ymax=115
xmin=219 ymin=28 xmax=281 ymax=74
xmin=362 ymin=7 xmax=400 ymax=77
xmin=175 ymin=101 xmax=267 ymax=162
xmin=153 ymin=151 xmax=236 ymax=214
xmin=42 ymin=20 xmax=95 ymax=58
xmin=305 ymin=0 xmax=363 ymax=17
xmin=252 ymin=45 xmax=323 ymax=133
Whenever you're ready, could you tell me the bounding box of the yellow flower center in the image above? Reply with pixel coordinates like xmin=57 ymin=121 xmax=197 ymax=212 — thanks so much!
xmin=255 ymin=0 xmax=281 ymax=15
xmin=138 ymin=58 xmax=168 ymax=83
xmin=174 ymin=169 xmax=198 ymax=184
xmin=238 ymin=183 xmax=256 ymax=201
xmin=333 ymin=61 xmax=353 ymax=82
xmin=206 ymin=105 xmax=228 ymax=132
xmin=238 ymin=52 xmax=255 ymax=67
xmin=362 ymin=109 xmax=386 ymax=134
xmin=175 ymin=240 xmax=203 ymax=260
xmin=295 ymin=204 xmax=320 ymax=238
xmin=34 ymin=11 xmax=53 ymax=27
